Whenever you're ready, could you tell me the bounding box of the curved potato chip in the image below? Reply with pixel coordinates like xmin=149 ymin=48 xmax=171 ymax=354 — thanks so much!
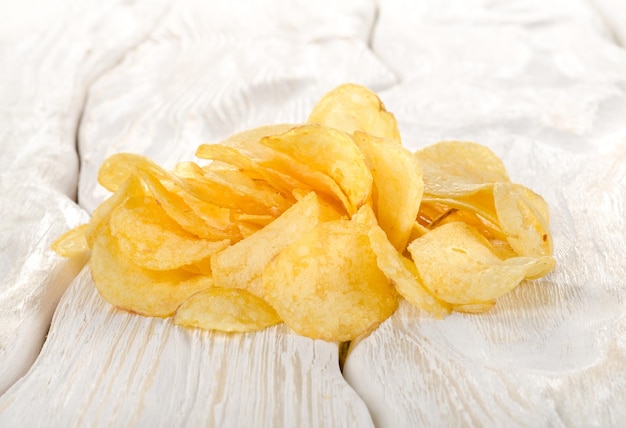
xmin=453 ymin=301 xmax=496 ymax=313
xmin=218 ymin=123 xmax=296 ymax=159
xmin=416 ymin=141 xmax=510 ymax=197
xmin=408 ymin=222 xmax=543 ymax=305
xmin=367 ymin=223 xmax=451 ymax=318
xmin=195 ymin=142 xmax=351 ymax=216
xmin=51 ymin=224 xmax=89 ymax=258
xmin=308 ymin=83 xmax=401 ymax=144
xmin=137 ymin=169 xmax=235 ymax=240
xmin=505 ymin=255 xmax=556 ymax=280
xmin=211 ymin=192 xmax=343 ymax=298
xmin=174 ymin=287 xmax=281 ymax=333
xmin=353 ymin=131 xmax=423 ymax=250
xmin=261 ymin=124 xmax=372 ymax=214
xmin=260 ymin=155 xmax=352 ymax=215
xmin=263 ymin=220 xmax=398 ymax=342
xmin=181 ymin=168 xmax=292 ymax=216
xmin=494 ymin=182 xmax=553 ymax=257
xmin=109 ymin=197 xmax=230 ymax=270
xmin=90 ymin=226 xmax=212 ymax=317
xmin=98 ymin=152 xmax=169 ymax=193
xmin=421 ymin=194 xmax=503 ymax=239
xmin=85 ymin=174 xmax=145 ymax=247
xmin=195 ymin=143 xmax=300 ymax=198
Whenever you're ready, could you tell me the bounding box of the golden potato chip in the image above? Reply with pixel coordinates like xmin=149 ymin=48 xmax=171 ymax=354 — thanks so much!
xmin=212 ymin=128 xmax=352 ymax=214
xmin=90 ymin=226 xmax=212 ymax=317
xmin=195 ymin=143 xmax=299 ymax=198
xmin=428 ymin=206 xmax=502 ymax=241
xmin=420 ymin=193 xmax=503 ymax=240
xmin=109 ymin=196 xmax=230 ymax=271
xmin=137 ymin=169 xmax=235 ymax=240
xmin=407 ymin=222 xmax=545 ymax=305
xmin=51 ymin=224 xmax=89 ymax=258
xmin=453 ymin=301 xmax=495 ymax=313
xmin=260 ymin=124 xmax=372 ymax=214
xmin=308 ymin=83 xmax=401 ymax=144
xmin=260 ymin=155 xmax=352 ymax=215
xmin=232 ymin=213 xmax=275 ymax=227
xmin=174 ymin=287 xmax=281 ymax=333
xmin=367 ymin=222 xmax=451 ymax=318
xmin=180 ymin=257 xmax=213 ymax=276
xmin=97 ymin=152 xmax=169 ymax=193
xmin=350 ymin=203 xmax=378 ymax=227
xmin=409 ymin=221 xmax=430 ymax=241
xmin=182 ymin=168 xmax=292 ymax=216
xmin=505 ymin=255 xmax=556 ymax=280
xmin=263 ymin=220 xmax=398 ymax=341
xmin=353 ymin=131 xmax=423 ymax=250
xmin=215 ymin=124 xmax=328 ymax=194
xmin=211 ymin=192 xmax=343 ymax=298
xmin=218 ymin=123 xmax=296 ymax=159
xmin=494 ymin=182 xmax=553 ymax=257
xmin=263 ymin=219 xmax=398 ymax=342
xmin=85 ymin=174 xmax=145 ymax=247
xmin=416 ymin=141 xmax=510 ymax=197
xmin=52 ymin=83 xmax=557 ymax=337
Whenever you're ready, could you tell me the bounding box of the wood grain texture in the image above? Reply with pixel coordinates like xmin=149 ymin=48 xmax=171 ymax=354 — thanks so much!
xmin=0 ymin=0 xmax=169 ymax=393
xmin=2 ymin=0 xmax=626 ymax=426
xmin=77 ymin=0 xmax=396 ymax=213
xmin=345 ymin=0 xmax=626 ymax=426
xmin=1 ymin=0 xmax=390 ymax=424
xmin=0 ymin=268 xmax=374 ymax=427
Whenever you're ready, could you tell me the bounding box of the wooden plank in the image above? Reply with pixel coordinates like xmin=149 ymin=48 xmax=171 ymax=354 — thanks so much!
xmin=0 ymin=267 xmax=374 ymax=427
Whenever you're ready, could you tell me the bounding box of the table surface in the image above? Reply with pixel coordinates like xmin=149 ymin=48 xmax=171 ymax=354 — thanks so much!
xmin=1 ymin=1 xmax=625 ymax=426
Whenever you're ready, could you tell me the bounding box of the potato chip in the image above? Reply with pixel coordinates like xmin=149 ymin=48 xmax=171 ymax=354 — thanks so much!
xmin=137 ymin=169 xmax=235 ymax=240
xmin=420 ymin=194 xmax=503 ymax=239
xmin=90 ymin=226 xmax=212 ymax=317
xmin=174 ymin=287 xmax=281 ymax=332
xmin=50 ymin=224 xmax=89 ymax=258
xmin=367 ymin=222 xmax=451 ymax=318
xmin=182 ymin=167 xmax=292 ymax=216
xmin=494 ymin=182 xmax=553 ymax=257
xmin=408 ymin=222 xmax=546 ymax=305
xmin=97 ymin=152 xmax=169 ymax=193
xmin=308 ymin=83 xmax=401 ymax=144
xmin=85 ymin=174 xmax=145 ymax=247
xmin=263 ymin=219 xmax=398 ymax=342
xmin=260 ymin=154 xmax=352 ymax=215
xmin=416 ymin=141 xmax=510 ymax=197
xmin=409 ymin=221 xmax=430 ymax=241
xmin=100 ymin=155 xmax=239 ymax=237
xmin=453 ymin=301 xmax=495 ymax=313
xmin=211 ymin=192 xmax=343 ymax=298
xmin=218 ymin=123 xmax=296 ymax=159
xmin=195 ymin=143 xmax=299 ymax=198
xmin=505 ymin=255 xmax=556 ymax=280
xmin=109 ymin=196 xmax=230 ymax=271
xmin=52 ymin=83 xmax=556 ymax=338
xmin=197 ymin=138 xmax=351 ymax=216
xmin=353 ymin=131 xmax=423 ymax=250
xmin=260 ymin=124 xmax=372 ymax=214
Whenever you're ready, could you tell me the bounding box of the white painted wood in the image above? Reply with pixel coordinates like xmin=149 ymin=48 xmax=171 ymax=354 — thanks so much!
xmin=345 ymin=0 xmax=626 ymax=426
xmin=0 ymin=0 xmax=169 ymax=394
xmin=76 ymin=0 xmax=395 ymax=213
xmin=2 ymin=0 xmax=626 ymax=426
xmin=0 ymin=268 xmax=374 ymax=427
xmin=0 ymin=0 xmax=386 ymax=424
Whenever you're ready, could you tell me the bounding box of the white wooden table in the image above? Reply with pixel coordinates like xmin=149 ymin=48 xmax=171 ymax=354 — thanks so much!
xmin=1 ymin=1 xmax=625 ymax=426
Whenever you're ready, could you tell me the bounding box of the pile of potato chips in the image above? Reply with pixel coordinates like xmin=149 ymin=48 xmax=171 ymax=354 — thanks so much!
xmin=53 ymin=84 xmax=555 ymax=342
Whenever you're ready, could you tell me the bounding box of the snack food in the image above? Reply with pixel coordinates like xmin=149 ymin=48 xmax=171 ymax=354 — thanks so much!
xmin=52 ymin=83 xmax=556 ymax=342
